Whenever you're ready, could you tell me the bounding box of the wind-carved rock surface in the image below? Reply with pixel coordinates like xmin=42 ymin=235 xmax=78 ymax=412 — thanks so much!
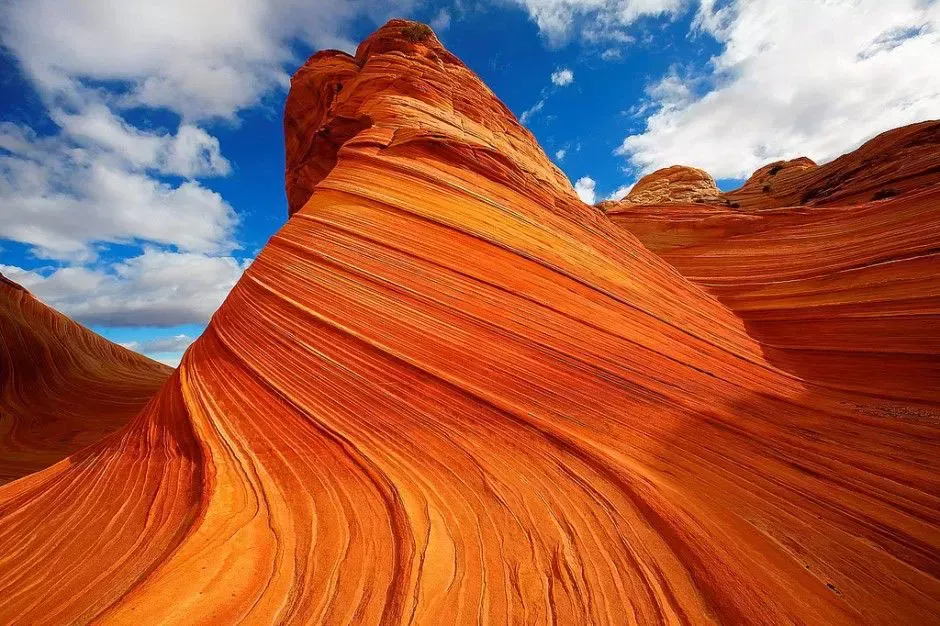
xmin=607 ymin=122 xmax=940 ymax=405
xmin=724 ymin=156 xmax=818 ymax=208
xmin=726 ymin=123 xmax=940 ymax=209
xmin=609 ymin=164 xmax=725 ymax=206
xmin=605 ymin=122 xmax=939 ymax=214
xmin=0 ymin=21 xmax=938 ymax=625
xmin=0 ymin=274 xmax=170 ymax=484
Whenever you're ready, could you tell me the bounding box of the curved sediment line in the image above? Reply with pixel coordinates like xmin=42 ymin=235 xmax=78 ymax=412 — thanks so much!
xmin=0 ymin=19 xmax=937 ymax=625
xmin=0 ymin=278 xmax=171 ymax=483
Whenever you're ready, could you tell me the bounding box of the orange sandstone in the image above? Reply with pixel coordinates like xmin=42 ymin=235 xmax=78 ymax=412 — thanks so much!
xmin=607 ymin=122 xmax=940 ymax=405
xmin=0 ymin=274 xmax=170 ymax=484
xmin=617 ymin=164 xmax=725 ymax=205
xmin=725 ymin=123 xmax=940 ymax=209
xmin=0 ymin=21 xmax=937 ymax=625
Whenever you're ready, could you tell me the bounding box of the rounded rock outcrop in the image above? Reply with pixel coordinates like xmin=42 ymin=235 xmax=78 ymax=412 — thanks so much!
xmin=619 ymin=164 xmax=724 ymax=204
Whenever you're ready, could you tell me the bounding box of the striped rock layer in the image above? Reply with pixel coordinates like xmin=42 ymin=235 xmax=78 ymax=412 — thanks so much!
xmin=0 ymin=274 xmax=170 ymax=485
xmin=1 ymin=20 xmax=938 ymax=625
xmin=725 ymin=122 xmax=940 ymax=209
xmin=606 ymin=123 xmax=940 ymax=406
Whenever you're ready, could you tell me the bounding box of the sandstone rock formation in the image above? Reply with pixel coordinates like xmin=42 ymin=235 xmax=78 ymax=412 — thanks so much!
xmin=606 ymin=122 xmax=940 ymax=405
xmin=723 ymin=156 xmax=817 ymax=208
xmin=725 ymin=123 xmax=940 ymax=209
xmin=0 ymin=273 xmax=170 ymax=484
xmin=0 ymin=21 xmax=937 ymax=625
xmin=605 ymin=122 xmax=939 ymax=214
xmin=613 ymin=164 xmax=725 ymax=205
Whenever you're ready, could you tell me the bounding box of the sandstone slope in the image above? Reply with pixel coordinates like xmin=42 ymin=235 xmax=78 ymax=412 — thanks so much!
xmin=726 ymin=122 xmax=940 ymax=209
xmin=0 ymin=21 xmax=937 ymax=625
xmin=604 ymin=121 xmax=938 ymax=214
xmin=606 ymin=124 xmax=940 ymax=405
xmin=0 ymin=273 xmax=171 ymax=484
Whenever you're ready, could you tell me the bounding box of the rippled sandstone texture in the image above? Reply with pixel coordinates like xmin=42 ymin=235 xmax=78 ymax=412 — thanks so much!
xmin=604 ymin=122 xmax=938 ymax=213
xmin=606 ymin=164 xmax=725 ymax=207
xmin=0 ymin=274 xmax=171 ymax=484
xmin=606 ymin=121 xmax=940 ymax=405
xmin=725 ymin=122 xmax=940 ymax=210
xmin=1 ymin=21 xmax=938 ymax=625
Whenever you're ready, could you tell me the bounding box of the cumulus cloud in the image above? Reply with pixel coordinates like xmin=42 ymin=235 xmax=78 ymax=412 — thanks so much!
xmin=509 ymin=0 xmax=685 ymax=46
xmin=122 ymin=334 xmax=196 ymax=354
xmin=119 ymin=334 xmax=195 ymax=367
xmin=0 ymin=122 xmax=238 ymax=262
xmin=642 ymin=67 xmax=696 ymax=112
xmin=607 ymin=183 xmax=633 ymax=201
xmin=0 ymin=0 xmax=417 ymax=121
xmin=54 ymin=106 xmax=230 ymax=177
xmin=0 ymin=0 xmax=428 ymax=263
xmin=0 ymin=0 xmax=418 ymax=338
xmin=618 ymin=0 xmax=940 ymax=179
xmin=1 ymin=249 xmax=251 ymax=326
xmin=555 ymin=148 xmax=567 ymax=160
xmin=551 ymin=68 xmax=574 ymax=86
xmin=574 ymin=176 xmax=596 ymax=203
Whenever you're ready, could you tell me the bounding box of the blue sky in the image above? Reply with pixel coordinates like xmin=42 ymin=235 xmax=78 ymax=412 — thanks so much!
xmin=1 ymin=0 xmax=938 ymax=365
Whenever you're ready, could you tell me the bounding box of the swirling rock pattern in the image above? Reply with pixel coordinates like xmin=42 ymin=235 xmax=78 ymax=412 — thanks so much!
xmin=606 ymin=128 xmax=940 ymax=405
xmin=0 ymin=274 xmax=170 ymax=484
xmin=1 ymin=21 xmax=938 ymax=625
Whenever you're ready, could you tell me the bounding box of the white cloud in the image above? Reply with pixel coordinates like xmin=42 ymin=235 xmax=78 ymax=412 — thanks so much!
xmin=551 ymin=68 xmax=575 ymax=86
xmin=121 ymin=334 xmax=196 ymax=354
xmin=509 ymin=0 xmax=685 ymax=46
xmin=163 ymin=126 xmax=232 ymax=178
xmin=555 ymin=148 xmax=567 ymax=160
xmin=618 ymin=0 xmax=940 ymax=179
xmin=0 ymin=122 xmax=238 ymax=262
xmin=608 ymin=183 xmax=633 ymax=200
xmin=431 ymin=9 xmax=452 ymax=31
xmin=53 ymin=105 xmax=230 ymax=177
xmin=520 ymin=98 xmax=546 ymax=124
xmin=0 ymin=0 xmax=422 ymax=344
xmin=0 ymin=0 xmax=417 ymax=122
xmin=0 ymin=0 xmax=425 ymax=266
xmin=601 ymin=48 xmax=623 ymax=61
xmin=643 ymin=67 xmax=696 ymax=111
xmin=120 ymin=333 xmax=196 ymax=367
xmin=1 ymin=249 xmax=251 ymax=326
xmin=521 ymin=67 xmax=576 ymax=124
xmin=574 ymin=175 xmax=596 ymax=203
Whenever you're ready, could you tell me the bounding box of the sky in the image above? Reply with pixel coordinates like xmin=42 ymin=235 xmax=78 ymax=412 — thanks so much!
xmin=1 ymin=0 xmax=938 ymax=366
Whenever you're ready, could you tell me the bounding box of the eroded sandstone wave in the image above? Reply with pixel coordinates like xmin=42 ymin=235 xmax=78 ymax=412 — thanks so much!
xmin=606 ymin=123 xmax=940 ymax=405
xmin=0 ymin=21 xmax=937 ymax=625
xmin=0 ymin=274 xmax=170 ymax=484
